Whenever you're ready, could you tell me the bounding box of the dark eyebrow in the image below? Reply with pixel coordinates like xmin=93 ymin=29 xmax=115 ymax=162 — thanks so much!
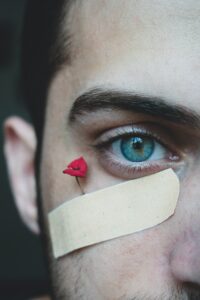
xmin=68 ymin=88 xmax=200 ymax=130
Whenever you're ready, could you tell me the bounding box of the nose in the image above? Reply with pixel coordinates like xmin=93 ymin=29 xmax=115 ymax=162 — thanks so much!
xmin=169 ymin=172 xmax=200 ymax=285
xmin=170 ymin=230 xmax=200 ymax=284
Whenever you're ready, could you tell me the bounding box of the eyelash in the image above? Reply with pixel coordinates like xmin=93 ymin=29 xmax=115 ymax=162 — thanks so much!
xmin=92 ymin=124 xmax=181 ymax=179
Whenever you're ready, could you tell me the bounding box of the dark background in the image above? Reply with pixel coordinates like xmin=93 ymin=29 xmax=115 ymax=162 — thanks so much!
xmin=0 ymin=1 xmax=48 ymax=299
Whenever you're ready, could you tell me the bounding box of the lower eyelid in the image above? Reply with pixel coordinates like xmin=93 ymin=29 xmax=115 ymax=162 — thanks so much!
xmin=96 ymin=151 xmax=180 ymax=179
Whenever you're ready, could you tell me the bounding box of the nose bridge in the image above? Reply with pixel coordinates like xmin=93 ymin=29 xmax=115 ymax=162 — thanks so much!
xmin=169 ymin=169 xmax=200 ymax=284
xmin=179 ymin=168 xmax=200 ymax=227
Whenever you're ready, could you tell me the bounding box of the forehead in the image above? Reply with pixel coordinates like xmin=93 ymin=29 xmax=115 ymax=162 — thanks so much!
xmin=59 ymin=0 xmax=200 ymax=109
xmin=69 ymin=1 xmax=200 ymax=42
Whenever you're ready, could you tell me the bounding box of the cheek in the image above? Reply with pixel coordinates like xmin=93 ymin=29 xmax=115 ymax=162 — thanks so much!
xmin=77 ymin=228 xmax=170 ymax=297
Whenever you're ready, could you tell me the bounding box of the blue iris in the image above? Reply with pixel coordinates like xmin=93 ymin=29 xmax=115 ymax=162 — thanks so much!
xmin=121 ymin=136 xmax=155 ymax=162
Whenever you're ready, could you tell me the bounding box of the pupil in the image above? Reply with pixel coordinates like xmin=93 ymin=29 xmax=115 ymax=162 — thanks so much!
xmin=132 ymin=137 xmax=143 ymax=151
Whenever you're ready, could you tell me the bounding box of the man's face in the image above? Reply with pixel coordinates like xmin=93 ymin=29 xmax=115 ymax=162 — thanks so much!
xmin=40 ymin=1 xmax=200 ymax=299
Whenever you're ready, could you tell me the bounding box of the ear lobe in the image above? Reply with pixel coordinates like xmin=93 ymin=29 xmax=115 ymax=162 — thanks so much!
xmin=3 ymin=116 xmax=40 ymax=234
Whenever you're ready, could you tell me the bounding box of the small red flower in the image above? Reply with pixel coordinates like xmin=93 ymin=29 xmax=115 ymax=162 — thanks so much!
xmin=63 ymin=157 xmax=88 ymax=177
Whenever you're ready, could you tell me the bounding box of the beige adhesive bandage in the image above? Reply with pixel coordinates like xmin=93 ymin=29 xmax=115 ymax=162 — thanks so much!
xmin=49 ymin=169 xmax=179 ymax=258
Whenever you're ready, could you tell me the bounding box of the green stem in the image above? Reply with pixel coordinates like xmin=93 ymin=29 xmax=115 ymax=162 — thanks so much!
xmin=76 ymin=176 xmax=85 ymax=194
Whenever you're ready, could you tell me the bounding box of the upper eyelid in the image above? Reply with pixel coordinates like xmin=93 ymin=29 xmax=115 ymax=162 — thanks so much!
xmin=93 ymin=126 xmax=165 ymax=148
xmin=93 ymin=131 xmax=153 ymax=149
xmin=94 ymin=125 xmax=146 ymax=142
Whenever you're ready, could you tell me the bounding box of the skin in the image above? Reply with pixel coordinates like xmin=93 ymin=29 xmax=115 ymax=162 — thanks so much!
xmin=4 ymin=0 xmax=200 ymax=299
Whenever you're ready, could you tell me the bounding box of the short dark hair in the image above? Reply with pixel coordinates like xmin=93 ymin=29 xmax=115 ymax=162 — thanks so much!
xmin=21 ymin=0 xmax=73 ymax=141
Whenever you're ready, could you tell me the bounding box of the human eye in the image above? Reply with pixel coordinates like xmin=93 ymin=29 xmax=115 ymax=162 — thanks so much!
xmin=92 ymin=123 xmax=182 ymax=179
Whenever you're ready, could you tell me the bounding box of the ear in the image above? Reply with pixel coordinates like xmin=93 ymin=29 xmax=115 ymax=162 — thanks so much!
xmin=3 ymin=116 xmax=40 ymax=234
